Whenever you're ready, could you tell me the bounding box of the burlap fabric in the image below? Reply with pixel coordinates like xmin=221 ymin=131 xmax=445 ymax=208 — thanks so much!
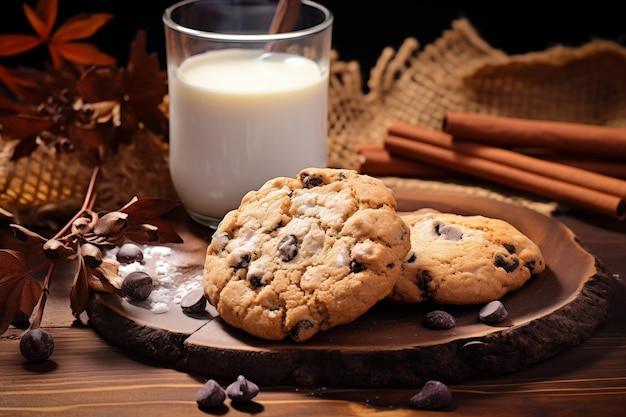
xmin=2 ymin=18 xmax=625 ymax=226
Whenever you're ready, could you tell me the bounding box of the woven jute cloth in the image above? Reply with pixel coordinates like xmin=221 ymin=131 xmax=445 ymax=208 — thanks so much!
xmin=2 ymin=18 xmax=625 ymax=226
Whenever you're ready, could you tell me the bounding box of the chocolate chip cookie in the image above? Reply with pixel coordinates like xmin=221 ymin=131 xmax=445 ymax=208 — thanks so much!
xmin=388 ymin=210 xmax=545 ymax=304
xmin=203 ymin=168 xmax=411 ymax=342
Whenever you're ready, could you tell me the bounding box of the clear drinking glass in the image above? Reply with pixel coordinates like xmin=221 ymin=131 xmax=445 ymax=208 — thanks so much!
xmin=163 ymin=0 xmax=333 ymax=228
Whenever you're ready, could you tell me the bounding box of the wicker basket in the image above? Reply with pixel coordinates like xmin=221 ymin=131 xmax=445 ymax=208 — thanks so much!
xmin=2 ymin=18 xmax=625 ymax=226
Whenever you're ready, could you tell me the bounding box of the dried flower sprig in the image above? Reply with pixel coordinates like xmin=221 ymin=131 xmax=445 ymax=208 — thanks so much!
xmin=0 ymin=164 xmax=183 ymax=336
xmin=0 ymin=0 xmax=168 ymax=162
xmin=0 ymin=0 xmax=115 ymax=91
xmin=0 ymin=1 xmax=177 ymax=363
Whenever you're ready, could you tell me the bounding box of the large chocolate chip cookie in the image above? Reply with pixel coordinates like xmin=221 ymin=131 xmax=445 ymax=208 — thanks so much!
xmin=203 ymin=168 xmax=411 ymax=342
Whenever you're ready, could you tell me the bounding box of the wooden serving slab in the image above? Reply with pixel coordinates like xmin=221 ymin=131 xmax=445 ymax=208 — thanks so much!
xmin=87 ymin=188 xmax=612 ymax=387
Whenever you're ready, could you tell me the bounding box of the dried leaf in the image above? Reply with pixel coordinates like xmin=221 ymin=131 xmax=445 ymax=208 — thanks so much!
xmin=77 ymin=67 xmax=124 ymax=102
xmin=123 ymin=31 xmax=168 ymax=136
xmin=51 ymin=13 xmax=113 ymax=43
xmin=25 ymin=0 xmax=57 ymax=40
xmin=124 ymin=224 xmax=159 ymax=244
xmin=0 ymin=34 xmax=42 ymax=57
xmin=120 ymin=197 xmax=181 ymax=221
xmin=17 ymin=278 xmax=43 ymax=324
xmin=0 ymin=249 xmax=38 ymax=335
xmin=10 ymin=227 xmax=47 ymax=262
xmin=36 ymin=0 xmax=58 ymax=35
xmin=70 ymin=258 xmax=90 ymax=317
xmin=10 ymin=224 xmax=47 ymax=245
xmin=0 ymin=249 xmax=30 ymax=279
xmin=120 ymin=197 xmax=183 ymax=244
xmin=49 ymin=42 xmax=116 ymax=67
xmin=0 ymin=114 xmax=56 ymax=160
xmin=0 ymin=93 xmax=35 ymax=115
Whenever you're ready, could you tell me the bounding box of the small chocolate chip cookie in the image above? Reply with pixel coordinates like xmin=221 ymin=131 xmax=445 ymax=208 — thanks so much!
xmin=203 ymin=168 xmax=411 ymax=342
xmin=388 ymin=210 xmax=545 ymax=305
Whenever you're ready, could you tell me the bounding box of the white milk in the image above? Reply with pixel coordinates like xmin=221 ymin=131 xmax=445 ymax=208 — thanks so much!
xmin=168 ymin=49 xmax=328 ymax=223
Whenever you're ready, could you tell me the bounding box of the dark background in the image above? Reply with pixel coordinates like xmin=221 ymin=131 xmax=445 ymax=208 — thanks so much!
xmin=2 ymin=1 xmax=625 ymax=89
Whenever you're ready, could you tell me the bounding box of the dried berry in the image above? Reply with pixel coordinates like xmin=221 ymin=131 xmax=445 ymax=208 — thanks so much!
xmin=408 ymin=380 xmax=452 ymax=410
xmin=479 ymin=300 xmax=509 ymax=323
xmin=20 ymin=328 xmax=55 ymax=363
xmin=116 ymin=243 xmax=144 ymax=264
xmin=180 ymin=288 xmax=207 ymax=315
xmin=423 ymin=310 xmax=456 ymax=330
xmin=226 ymin=375 xmax=260 ymax=402
xmin=196 ymin=379 xmax=226 ymax=409
xmin=122 ymin=271 xmax=153 ymax=301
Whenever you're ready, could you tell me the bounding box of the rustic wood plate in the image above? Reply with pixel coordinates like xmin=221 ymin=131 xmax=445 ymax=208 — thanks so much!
xmin=87 ymin=188 xmax=612 ymax=387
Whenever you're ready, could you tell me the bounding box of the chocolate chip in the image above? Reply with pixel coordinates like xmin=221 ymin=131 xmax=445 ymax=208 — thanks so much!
xmin=479 ymin=300 xmax=509 ymax=323
xmin=418 ymin=270 xmax=433 ymax=290
xmin=350 ymin=260 xmax=365 ymax=273
xmin=248 ymin=275 xmax=265 ymax=288
xmin=225 ymin=375 xmax=260 ymax=402
xmin=288 ymin=319 xmax=314 ymax=341
xmin=406 ymin=252 xmax=417 ymax=263
xmin=408 ymin=380 xmax=453 ymax=410
xmin=494 ymin=254 xmax=519 ymax=272
xmin=301 ymin=173 xmax=324 ymax=188
xmin=116 ymin=242 xmax=143 ymax=264
xmin=423 ymin=310 xmax=456 ymax=330
xmin=503 ymin=244 xmax=516 ymax=254
xmin=195 ymin=379 xmax=226 ymax=409
xmin=232 ymin=253 xmax=251 ymax=270
xmin=180 ymin=288 xmax=207 ymax=315
xmin=525 ymin=260 xmax=537 ymax=273
xmin=278 ymin=234 xmax=298 ymax=262
xmin=122 ymin=271 xmax=153 ymax=301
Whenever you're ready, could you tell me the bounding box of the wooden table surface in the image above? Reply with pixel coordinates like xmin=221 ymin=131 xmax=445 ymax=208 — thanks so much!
xmin=1 ymin=208 xmax=625 ymax=417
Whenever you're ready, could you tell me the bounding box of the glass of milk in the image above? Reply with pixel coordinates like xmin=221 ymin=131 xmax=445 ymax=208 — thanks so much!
xmin=163 ymin=0 xmax=333 ymax=228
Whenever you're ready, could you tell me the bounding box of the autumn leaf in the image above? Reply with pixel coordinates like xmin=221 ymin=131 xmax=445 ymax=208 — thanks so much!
xmin=0 ymin=249 xmax=42 ymax=334
xmin=9 ymin=224 xmax=54 ymax=262
xmin=0 ymin=0 xmax=115 ymax=96
xmin=0 ymin=114 xmax=55 ymax=160
xmin=0 ymin=34 xmax=41 ymax=57
xmin=120 ymin=197 xmax=183 ymax=244
xmin=24 ymin=0 xmax=57 ymax=40
xmin=50 ymin=13 xmax=112 ymax=43
xmin=70 ymin=257 xmax=90 ymax=317
xmin=123 ymin=30 xmax=168 ymax=137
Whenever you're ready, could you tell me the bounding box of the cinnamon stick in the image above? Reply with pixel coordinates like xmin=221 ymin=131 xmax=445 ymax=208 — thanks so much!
xmin=384 ymin=126 xmax=626 ymax=220
xmin=443 ymin=112 xmax=626 ymax=158
xmin=356 ymin=144 xmax=457 ymax=178
xmin=269 ymin=0 xmax=301 ymax=34
xmin=533 ymin=154 xmax=626 ymax=179
xmin=389 ymin=120 xmax=626 ymax=199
